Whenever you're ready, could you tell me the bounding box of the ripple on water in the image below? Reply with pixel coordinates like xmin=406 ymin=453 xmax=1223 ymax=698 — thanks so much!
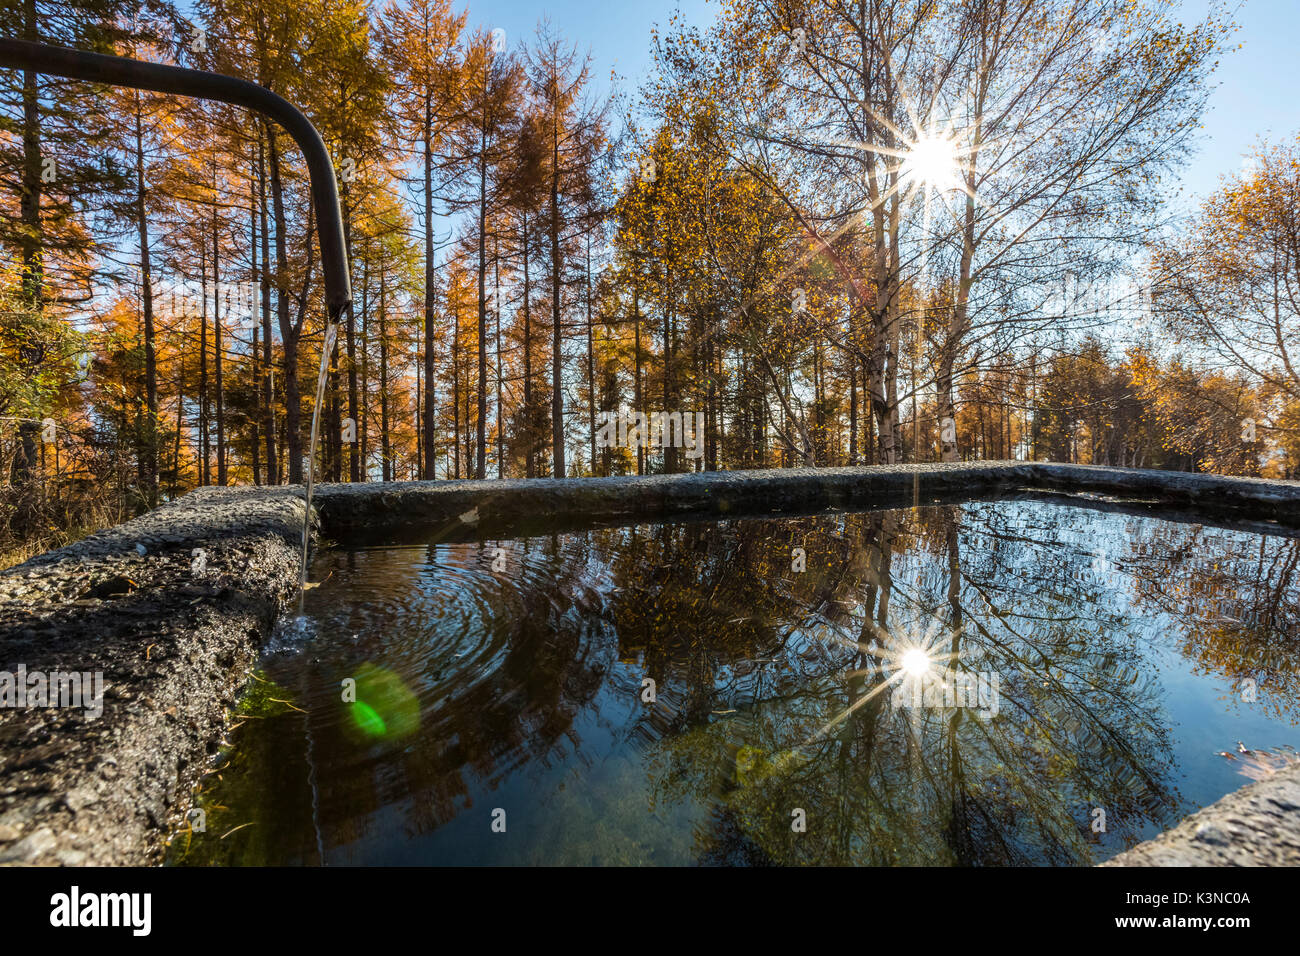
xmin=271 ymin=539 xmax=611 ymax=755
xmin=174 ymin=503 xmax=1300 ymax=867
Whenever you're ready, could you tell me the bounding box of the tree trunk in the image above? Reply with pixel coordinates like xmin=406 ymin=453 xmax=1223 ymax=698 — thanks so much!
xmin=379 ymin=270 xmax=391 ymax=481
xmin=586 ymin=233 xmax=596 ymax=474
xmin=662 ymin=262 xmax=677 ymax=473
xmin=452 ymin=297 xmax=461 ymax=479
xmin=422 ymin=92 xmax=437 ymax=479
xmin=10 ymin=0 xmax=42 ymax=493
xmin=344 ymin=188 xmax=359 ymax=483
xmin=258 ymin=131 xmax=277 ymax=483
xmin=133 ymin=92 xmax=158 ymax=505
xmin=475 ymin=112 xmax=489 ymax=479
xmin=549 ymin=111 xmax=565 ymax=478
xmin=268 ymin=131 xmax=302 ymax=484
xmin=199 ymin=241 xmax=209 ymax=487
xmin=249 ymin=158 xmax=261 ymax=485
xmin=633 ymin=280 xmax=643 ymax=476
xmin=522 ymin=211 xmax=534 ymax=478
xmin=495 ymin=235 xmax=504 ymax=478
xmin=360 ymin=248 xmax=370 ymax=478
xmin=212 ymin=187 xmax=226 ymax=486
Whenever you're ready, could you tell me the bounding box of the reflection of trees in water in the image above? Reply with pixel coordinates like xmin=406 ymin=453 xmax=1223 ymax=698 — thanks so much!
xmin=1124 ymin=524 xmax=1300 ymax=724
xmin=180 ymin=501 xmax=1294 ymax=866
xmin=628 ymin=504 xmax=1183 ymax=865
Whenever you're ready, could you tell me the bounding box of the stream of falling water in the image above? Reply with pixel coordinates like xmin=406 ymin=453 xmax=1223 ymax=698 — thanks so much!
xmin=299 ymin=316 xmax=341 ymax=605
xmin=297 ymin=312 xmax=341 ymax=865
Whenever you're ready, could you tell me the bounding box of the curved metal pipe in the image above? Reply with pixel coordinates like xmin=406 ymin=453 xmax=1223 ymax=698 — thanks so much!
xmin=0 ymin=37 xmax=351 ymax=314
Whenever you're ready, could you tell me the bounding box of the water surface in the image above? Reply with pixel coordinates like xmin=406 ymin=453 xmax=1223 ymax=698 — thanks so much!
xmin=169 ymin=498 xmax=1300 ymax=866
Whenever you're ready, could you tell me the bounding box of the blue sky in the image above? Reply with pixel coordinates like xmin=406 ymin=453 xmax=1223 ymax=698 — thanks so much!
xmin=472 ymin=0 xmax=1299 ymax=207
xmin=1175 ymin=0 xmax=1300 ymax=201
xmin=468 ymin=0 xmax=712 ymax=95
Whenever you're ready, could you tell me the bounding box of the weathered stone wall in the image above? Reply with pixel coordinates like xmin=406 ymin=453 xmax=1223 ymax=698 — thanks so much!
xmin=2 ymin=463 xmax=1297 ymax=865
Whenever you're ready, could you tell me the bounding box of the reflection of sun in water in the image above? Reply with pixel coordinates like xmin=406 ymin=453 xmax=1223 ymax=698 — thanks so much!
xmin=802 ymin=618 xmax=963 ymax=746
xmin=900 ymin=647 xmax=932 ymax=677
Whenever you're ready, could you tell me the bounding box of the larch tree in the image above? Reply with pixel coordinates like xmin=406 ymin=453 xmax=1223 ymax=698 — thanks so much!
xmin=526 ymin=23 xmax=609 ymax=478
xmin=379 ymin=0 xmax=467 ymax=479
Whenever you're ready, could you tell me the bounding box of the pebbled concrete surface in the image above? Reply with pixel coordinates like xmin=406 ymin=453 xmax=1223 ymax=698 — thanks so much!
xmin=1104 ymin=763 xmax=1300 ymax=866
xmin=0 ymin=487 xmax=305 ymax=865
xmin=2 ymin=462 xmax=1299 ymax=866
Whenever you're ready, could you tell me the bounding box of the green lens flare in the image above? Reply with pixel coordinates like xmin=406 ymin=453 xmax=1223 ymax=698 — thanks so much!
xmin=346 ymin=663 xmax=420 ymax=741
xmin=351 ymin=700 xmax=388 ymax=737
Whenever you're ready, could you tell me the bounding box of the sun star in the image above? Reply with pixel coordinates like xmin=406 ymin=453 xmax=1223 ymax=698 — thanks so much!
xmin=900 ymin=646 xmax=932 ymax=677
xmin=900 ymin=131 xmax=962 ymax=194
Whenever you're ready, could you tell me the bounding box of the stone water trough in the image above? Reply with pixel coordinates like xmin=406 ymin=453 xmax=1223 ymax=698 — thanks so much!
xmin=1 ymin=461 xmax=1298 ymax=866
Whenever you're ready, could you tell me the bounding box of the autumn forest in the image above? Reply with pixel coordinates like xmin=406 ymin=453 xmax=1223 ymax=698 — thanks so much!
xmin=2 ymin=0 xmax=1297 ymax=564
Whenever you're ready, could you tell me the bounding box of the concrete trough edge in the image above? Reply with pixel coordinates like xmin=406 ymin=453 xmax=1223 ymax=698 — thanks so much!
xmin=1 ymin=462 xmax=1297 ymax=866
xmin=0 ymin=487 xmax=306 ymax=865
xmin=311 ymin=462 xmax=1300 ymax=535
xmin=1103 ymin=762 xmax=1300 ymax=866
